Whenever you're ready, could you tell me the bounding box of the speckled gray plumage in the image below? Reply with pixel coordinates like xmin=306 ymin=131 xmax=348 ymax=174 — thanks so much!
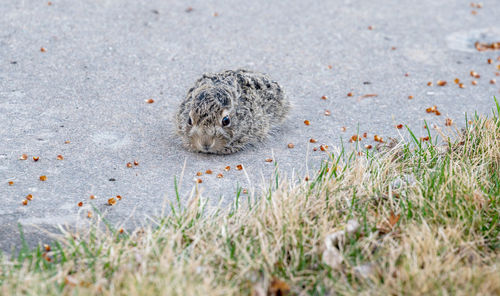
xmin=176 ymin=69 xmax=290 ymax=154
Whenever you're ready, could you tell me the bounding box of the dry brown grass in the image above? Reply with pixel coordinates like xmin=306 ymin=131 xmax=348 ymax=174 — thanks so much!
xmin=1 ymin=103 xmax=499 ymax=295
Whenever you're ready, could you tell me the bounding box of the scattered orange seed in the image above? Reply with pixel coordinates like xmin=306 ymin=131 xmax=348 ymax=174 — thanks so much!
xmin=133 ymin=160 xmax=139 ymax=166
xmin=437 ymin=80 xmax=447 ymax=86
xmin=78 ymin=201 xmax=83 ymax=207
xmin=341 ymin=126 xmax=347 ymax=132
xmin=265 ymin=158 xmax=273 ymax=162
xmin=313 ymin=147 xmax=318 ymax=151
xmin=474 ymin=37 xmax=498 ymax=49
xmin=320 ymin=145 xmax=328 ymax=151
xmin=196 ymin=178 xmax=202 ymax=184
xmin=472 ymin=80 xmax=477 ymax=85
xmin=359 ymin=94 xmax=378 ymax=99
xmin=368 ymin=25 xmax=373 ymax=30
xmin=44 ymin=244 xmax=51 ymax=252
xmin=324 ymin=110 xmax=331 ymax=116
xmin=205 ymin=169 xmax=213 ymax=174
xmin=445 ymin=118 xmax=453 ymax=126
xmin=146 ymin=99 xmax=155 ymax=104
xmin=490 ymin=79 xmax=496 ymax=84
xmin=57 ymin=155 xmax=64 ymax=160
xmin=459 ymin=83 xmax=466 ymax=88
xmin=305 ymin=176 xmax=310 ymax=181
xmin=26 ymin=194 xmax=33 ymax=201
xmin=374 ymin=135 xmax=383 ymax=142
xmin=471 ymin=10 xmax=477 ymax=15
xmin=396 ymin=124 xmax=403 ymax=129
xmin=328 ymin=65 xmax=333 ymax=69
xmin=347 ymin=92 xmax=353 ymax=97
xmin=421 ymin=136 xmax=430 ymax=142
xmin=20 ymin=154 xmax=28 ymax=160
xmin=216 ymin=173 xmax=223 ymax=178
xmin=64 ymin=140 xmax=71 ymax=144
xmin=391 ymin=46 xmax=397 ymax=50
xmin=350 ymin=135 xmax=361 ymax=142
xmin=8 ymin=181 xmax=14 ymax=186
xmin=427 ymin=82 xmax=433 ymax=86
xmin=39 ymin=175 xmax=47 ymax=181
xmin=43 ymin=255 xmax=52 ymax=262
xmin=22 ymin=200 xmax=28 ymax=206
xmin=40 ymin=47 xmax=46 ymax=52
xmin=287 ymin=143 xmax=294 ymax=148
xmin=365 ymin=144 xmax=373 ymax=149
xmin=454 ymin=78 xmax=460 ymax=84
xmin=470 ymin=70 xmax=480 ymax=78
xmin=47 ymin=1 xmax=52 ymax=5
xmin=116 ymin=195 xmax=122 ymax=200
xmin=126 ymin=162 xmax=132 ymax=168
xmin=213 ymin=12 xmax=219 ymax=17
xmin=90 ymin=195 xmax=95 ymax=199
xmin=487 ymin=59 xmax=493 ymax=64
xmin=108 ymin=198 xmax=116 ymax=205
xmin=196 ymin=172 xmax=203 ymax=176
xmin=321 ymin=95 xmax=328 ymax=100
xmin=363 ymin=132 xmax=367 ymax=138
xmin=435 ymin=110 xmax=441 ymax=116
xmin=119 ymin=228 xmax=124 ymax=234
xmin=87 ymin=211 xmax=92 ymax=218
xmin=242 ymin=189 xmax=248 ymax=194
xmin=309 ymin=138 xmax=317 ymax=143
xmin=236 ymin=164 xmax=243 ymax=170
xmin=33 ymin=156 xmax=39 ymax=162
xmin=304 ymin=120 xmax=310 ymax=126
xmin=408 ymin=95 xmax=414 ymax=99
xmin=224 ymin=166 xmax=230 ymax=171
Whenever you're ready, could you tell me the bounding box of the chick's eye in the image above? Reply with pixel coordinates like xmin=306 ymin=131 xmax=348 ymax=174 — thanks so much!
xmin=221 ymin=116 xmax=230 ymax=127
xmin=188 ymin=117 xmax=192 ymax=125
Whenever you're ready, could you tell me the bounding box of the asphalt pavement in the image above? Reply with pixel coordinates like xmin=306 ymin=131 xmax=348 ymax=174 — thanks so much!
xmin=1 ymin=0 xmax=499 ymax=252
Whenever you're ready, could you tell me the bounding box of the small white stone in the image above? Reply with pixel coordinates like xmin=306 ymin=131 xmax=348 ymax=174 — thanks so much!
xmin=392 ymin=174 xmax=416 ymax=189
xmin=324 ymin=230 xmax=345 ymax=249
xmin=404 ymin=173 xmax=416 ymax=186
xmin=346 ymin=219 xmax=360 ymax=236
xmin=322 ymin=247 xmax=343 ymax=269
xmin=391 ymin=177 xmax=403 ymax=189
xmin=354 ymin=264 xmax=373 ymax=278
xmin=135 ymin=252 xmax=142 ymax=263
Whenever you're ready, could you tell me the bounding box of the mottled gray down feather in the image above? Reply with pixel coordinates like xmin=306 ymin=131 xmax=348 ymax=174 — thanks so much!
xmin=176 ymin=69 xmax=290 ymax=154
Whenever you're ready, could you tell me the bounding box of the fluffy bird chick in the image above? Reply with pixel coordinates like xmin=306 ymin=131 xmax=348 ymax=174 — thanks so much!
xmin=176 ymin=69 xmax=290 ymax=154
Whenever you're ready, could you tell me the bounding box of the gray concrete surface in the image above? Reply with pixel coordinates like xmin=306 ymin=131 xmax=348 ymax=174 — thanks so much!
xmin=1 ymin=0 xmax=500 ymax=252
